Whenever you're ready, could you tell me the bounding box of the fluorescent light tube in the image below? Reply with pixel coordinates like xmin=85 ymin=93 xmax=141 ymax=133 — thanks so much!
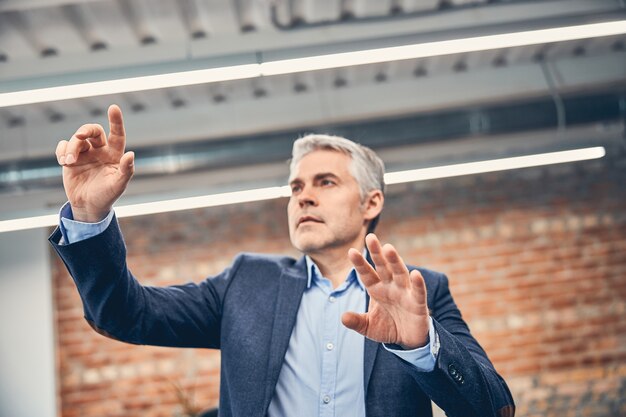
xmin=384 ymin=146 xmax=606 ymax=184
xmin=0 ymin=64 xmax=262 ymax=108
xmin=0 ymin=146 xmax=606 ymax=233
xmin=115 ymin=185 xmax=291 ymax=218
xmin=261 ymin=21 xmax=626 ymax=76
xmin=0 ymin=214 xmax=59 ymax=233
xmin=1 ymin=21 xmax=625 ymax=107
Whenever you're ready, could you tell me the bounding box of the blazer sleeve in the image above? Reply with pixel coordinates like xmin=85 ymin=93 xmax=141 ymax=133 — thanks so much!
xmin=403 ymin=270 xmax=515 ymax=417
xmin=49 ymin=214 xmax=238 ymax=349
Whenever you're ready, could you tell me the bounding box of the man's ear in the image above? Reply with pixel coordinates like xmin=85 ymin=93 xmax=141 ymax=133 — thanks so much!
xmin=363 ymin=190 xmax=384 ymax=221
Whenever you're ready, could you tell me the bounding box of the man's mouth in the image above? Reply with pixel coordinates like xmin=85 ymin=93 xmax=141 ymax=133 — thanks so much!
xmin=297 ymin=215 xmax=323 ymax=227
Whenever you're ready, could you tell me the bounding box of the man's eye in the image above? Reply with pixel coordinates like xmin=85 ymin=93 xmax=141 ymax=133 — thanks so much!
xmin=321 ymin=179 xmax=335 ymax=186
xmin=291 ymin=185 xmax=302 ymax=193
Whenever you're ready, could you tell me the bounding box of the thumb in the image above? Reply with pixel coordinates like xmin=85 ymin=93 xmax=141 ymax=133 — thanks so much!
xmin=342 ymin=311 xmax=368 ymax=335
xmin=119 ymin=151 xmax=135 ymax=179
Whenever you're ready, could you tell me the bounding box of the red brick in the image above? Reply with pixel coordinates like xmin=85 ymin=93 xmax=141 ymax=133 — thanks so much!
xmin=52 ymin=151 xmax=626 ymax=417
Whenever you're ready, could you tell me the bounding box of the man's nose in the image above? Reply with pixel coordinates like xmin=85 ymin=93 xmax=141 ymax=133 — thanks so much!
xmin=298 ymin=187 xmax=317 ymax=207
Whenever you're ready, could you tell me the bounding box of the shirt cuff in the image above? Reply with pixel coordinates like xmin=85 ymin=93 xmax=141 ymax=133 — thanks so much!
xmin=383 ymin=316 xmax=439 ymax=372
xmin=58 ymin=202 xmax=114 ymax=245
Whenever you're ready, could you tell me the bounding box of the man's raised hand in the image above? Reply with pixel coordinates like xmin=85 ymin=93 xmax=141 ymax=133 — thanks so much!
xmin=55 ymin=104 xmax=135 ymax=222
xmin=342 ymin=234 xmax=430 ymax=350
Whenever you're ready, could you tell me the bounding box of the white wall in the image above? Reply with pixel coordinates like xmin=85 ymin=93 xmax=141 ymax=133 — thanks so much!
xmin=0 ymin=228 xmax=57 ymax=417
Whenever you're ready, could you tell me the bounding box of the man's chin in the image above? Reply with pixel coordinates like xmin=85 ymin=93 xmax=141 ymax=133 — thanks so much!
xmin=291 ymin=236 xmax=328 ymax=254
xmin=294 ymin=242 xmax=321 ymax=254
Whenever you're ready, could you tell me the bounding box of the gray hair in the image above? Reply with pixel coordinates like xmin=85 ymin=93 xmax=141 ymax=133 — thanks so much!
xmin=289 ymin=134 xmax=386 ymax=232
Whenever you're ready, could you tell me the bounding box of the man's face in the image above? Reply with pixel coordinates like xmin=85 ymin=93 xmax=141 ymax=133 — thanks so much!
xmin=287 ymin=149 xmax=374 ymax=255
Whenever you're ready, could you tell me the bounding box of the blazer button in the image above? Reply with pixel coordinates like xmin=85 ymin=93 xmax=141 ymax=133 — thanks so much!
xmin=448 ymin=364 xmax=465 ymax=385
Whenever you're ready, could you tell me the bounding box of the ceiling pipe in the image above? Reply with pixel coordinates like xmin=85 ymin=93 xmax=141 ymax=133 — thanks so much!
xmin=0 ymin=90 xmax=623 ymax=193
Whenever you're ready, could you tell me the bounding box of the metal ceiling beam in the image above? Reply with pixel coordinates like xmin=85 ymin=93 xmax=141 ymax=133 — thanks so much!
xmin=176 ymin=0 xmax=211 ymax=39
xmin=0 ymin=0 xmax=622 ymax=85
xmin=1 ymin=89 xmax=623 ymax=196
xmin=0 ymin=0 xmax=102 ymax=12
xmin=2 ymin=50 xmax=623 ymax=161
xmin=1 ymin=124 xmax=622 ymax=221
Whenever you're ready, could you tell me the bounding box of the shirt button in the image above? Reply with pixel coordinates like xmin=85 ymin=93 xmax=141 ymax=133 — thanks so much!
xmin=329 ymin=296 xmax=336 ymax=303
xmin=322 ymin=395 xmax=331 ymax=404
xmin=326 ymin=342 xmax=334 ymax=351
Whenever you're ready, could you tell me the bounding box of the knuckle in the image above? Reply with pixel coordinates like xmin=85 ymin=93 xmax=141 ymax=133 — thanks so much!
xmin=78 ymin=123 xmax=103 ymax=136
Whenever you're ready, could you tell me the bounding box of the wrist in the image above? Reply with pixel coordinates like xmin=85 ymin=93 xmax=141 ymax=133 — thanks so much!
xmin=398 ymin=321 xmax=431 ymax=350
xmin=70 ymin=205 xmax=110 ymax=223
xmin=400 ymin=334 xmax=430 ymax=350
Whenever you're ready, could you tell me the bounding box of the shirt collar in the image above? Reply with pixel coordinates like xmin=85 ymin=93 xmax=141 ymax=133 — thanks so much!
xmin=304 ymin=254 xmax=366 ymax=290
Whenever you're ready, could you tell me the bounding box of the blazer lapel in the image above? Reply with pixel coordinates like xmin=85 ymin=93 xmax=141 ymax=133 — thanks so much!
xmin=262 ymin=257 xmax=308 ymax=414
xmin=363 ymin=292 xmax=379 ymax=396
xmin=363 ymin=250 xmax=380 ymax=396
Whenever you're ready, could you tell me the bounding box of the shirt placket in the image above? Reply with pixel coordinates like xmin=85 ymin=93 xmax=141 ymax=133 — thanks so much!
xmin=319 ymin=287 xmax=340 ymax=417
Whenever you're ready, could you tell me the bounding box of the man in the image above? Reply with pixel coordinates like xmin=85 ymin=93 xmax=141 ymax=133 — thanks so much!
xmin=50 ymin=105 xmax=515 ymax=417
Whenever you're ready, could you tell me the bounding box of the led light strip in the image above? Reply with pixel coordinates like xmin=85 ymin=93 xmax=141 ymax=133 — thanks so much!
xmin=0 ymin=146 xmax=606 ymax=233
xmin=1 ymin=20 xmax=625 ymax=107
xmin=384 ymin=146 xmax=606 ymax=184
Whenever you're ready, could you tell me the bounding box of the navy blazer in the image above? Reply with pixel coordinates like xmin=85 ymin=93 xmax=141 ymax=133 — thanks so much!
xmin=50 ymin=216 xmax=515 ymax=417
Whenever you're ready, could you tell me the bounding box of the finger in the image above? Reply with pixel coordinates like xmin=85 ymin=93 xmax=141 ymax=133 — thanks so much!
xmin=409 ymin=269 xmax=428 ymax=304
xmin=64 ymin=136 xmax=91 ymax=165
xmin=55 ymin=140 xmax=68 ymax=165
xmin=341 ymin=311 xmax=368 ymax=335
xmin=365 ymin=234 xmax=392 ymax=282
xmin=75 ymin=124 xmax=107 ymax=148
xmin=382 ymin=243 xmax=410 ymax=288
xmin=107 ymin=104 xmax=126 ymax=151
xmin=348 ymin=248 xmax=380 ymax=287
xmin=119 ymin=151 xmax=135 ymax=179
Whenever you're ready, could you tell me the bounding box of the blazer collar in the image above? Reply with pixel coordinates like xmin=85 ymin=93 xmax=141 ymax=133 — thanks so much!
xmin=261 ymin=256 xmax=308 ymax=414
xmin=304 ymin=255 xmax=366 ymax=290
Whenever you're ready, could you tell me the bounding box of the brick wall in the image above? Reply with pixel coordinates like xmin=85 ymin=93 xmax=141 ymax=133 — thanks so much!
xmin=51 ymin=143 xmax=626 ymax=417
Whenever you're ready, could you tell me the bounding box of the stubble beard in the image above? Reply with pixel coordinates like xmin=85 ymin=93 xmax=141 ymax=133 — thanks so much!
xmin=291 ymin=224 xmax=363 ymax=256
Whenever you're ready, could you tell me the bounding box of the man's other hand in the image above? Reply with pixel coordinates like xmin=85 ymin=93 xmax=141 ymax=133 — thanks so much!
xmin=55 ymin=104 xmax=135 ymax=222
xmin=342 ymin=234 xmax=430 ymax=350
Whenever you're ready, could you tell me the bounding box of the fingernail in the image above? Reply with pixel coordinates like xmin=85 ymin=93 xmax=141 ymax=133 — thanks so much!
xmin=65 ymin=154 xmax=75 ymax=164
xmin=59 ymin=155 xmax=66 ymax=165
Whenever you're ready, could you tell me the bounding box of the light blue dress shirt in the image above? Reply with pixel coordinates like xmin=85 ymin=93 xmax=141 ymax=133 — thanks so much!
xmin=58 ymin=202 xmax=115 ymax=244
xmin=269 ymin=260 xmax=366 ymax=417
xmin=59 ymin=203 xmax=438 ymax=417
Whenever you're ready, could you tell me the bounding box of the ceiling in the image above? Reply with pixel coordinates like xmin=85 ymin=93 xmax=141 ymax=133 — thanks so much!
xmin=0 ymin=0 xmax=625 ymax=221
